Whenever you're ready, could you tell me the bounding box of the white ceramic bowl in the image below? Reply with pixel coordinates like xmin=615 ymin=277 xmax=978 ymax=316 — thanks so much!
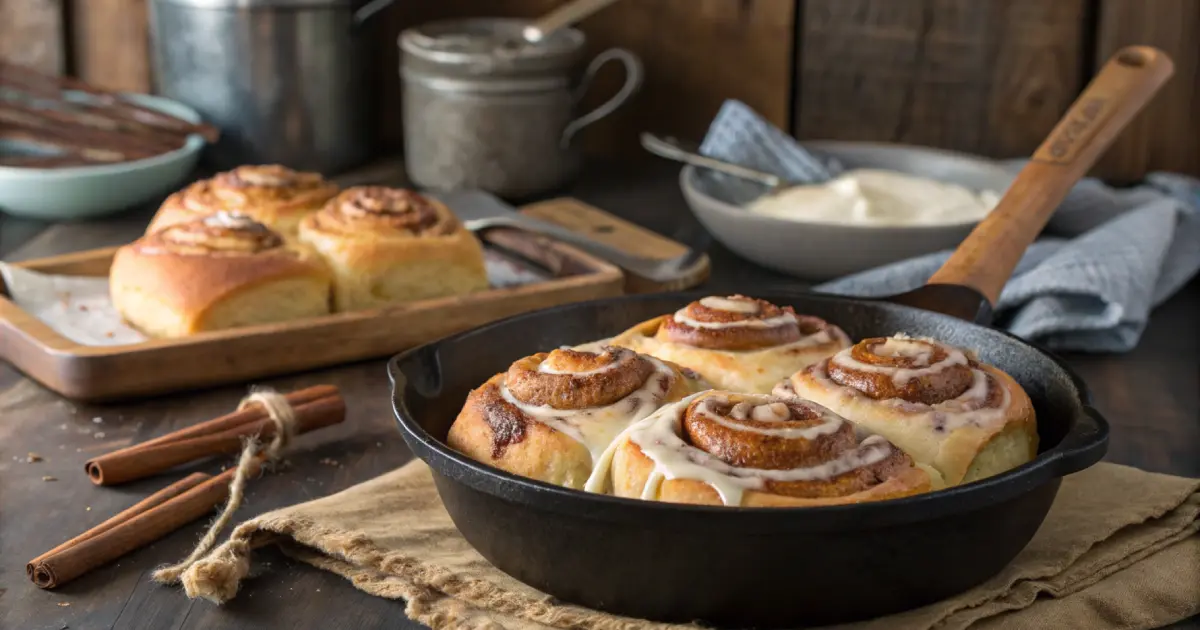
xmin=0 ymin=93 xmax=206 ymax=220
xmin=680 ymin=141 xmax=1016 ymax=280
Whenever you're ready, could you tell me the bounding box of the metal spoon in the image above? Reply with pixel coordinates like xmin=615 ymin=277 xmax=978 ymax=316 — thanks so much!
xmin=521 ymin=0 xmax=622 ymax=43
xmin=640 ymin=132 xmax=792 ymax=193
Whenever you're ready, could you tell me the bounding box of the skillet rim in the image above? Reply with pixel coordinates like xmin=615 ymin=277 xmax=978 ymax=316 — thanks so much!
xmin=389 ymin=289 xmax=1108 ymax=524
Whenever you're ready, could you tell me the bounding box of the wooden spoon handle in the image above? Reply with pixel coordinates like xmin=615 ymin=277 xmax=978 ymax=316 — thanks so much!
xmin=926 ymin=46 xmax=1174 ymax=305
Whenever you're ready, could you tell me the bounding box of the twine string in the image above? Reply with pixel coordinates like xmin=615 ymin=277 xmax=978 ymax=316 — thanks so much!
xmin=152 ymin=388 xmax=296 ymax=585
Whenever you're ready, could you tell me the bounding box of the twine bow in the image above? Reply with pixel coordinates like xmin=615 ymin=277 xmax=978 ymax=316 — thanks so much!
xmin=152 ymin=388 xmax=296 ymax=585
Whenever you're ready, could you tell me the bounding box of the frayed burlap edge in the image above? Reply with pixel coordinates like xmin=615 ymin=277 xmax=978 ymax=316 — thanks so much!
xmin=180 ymin=510 xmax=687 ymax=630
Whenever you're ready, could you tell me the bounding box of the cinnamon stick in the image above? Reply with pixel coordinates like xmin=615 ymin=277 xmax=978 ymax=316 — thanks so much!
xmin=0 ymin=61 xmax=220 ymax=143
xmin=26 ymin=471 xmax=221 ymax=588
xmin=86 ymin=385 xmax=344 ymax=486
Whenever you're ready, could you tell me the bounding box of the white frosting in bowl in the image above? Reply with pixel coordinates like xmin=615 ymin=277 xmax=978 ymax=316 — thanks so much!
xmin=744 ymin=169 xmax=1000 ymax=227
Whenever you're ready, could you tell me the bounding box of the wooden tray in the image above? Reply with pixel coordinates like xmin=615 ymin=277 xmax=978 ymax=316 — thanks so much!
xmin=0 ymin=198 xmax=708 ymax=402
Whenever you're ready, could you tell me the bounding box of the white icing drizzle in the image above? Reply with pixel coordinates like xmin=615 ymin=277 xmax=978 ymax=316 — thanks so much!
xmin=671 ymin=296 xmax=800 ymax=330
xmin=202 ymin=211 xmax=260 ymax=229
xmin=587 ymin=394 xmax=893 ymax=506
xmin=698 ymin=296 xmax=761 ymax=313
xmin=673 ymin=309 xmax=798 ymax=330
xmin=830 ymin=336 xmax=968 ymax=387
xmin=536 ymin=348 xmax=631 ymax=376
xmin=500 ymin=355 xmax=677 ymax=473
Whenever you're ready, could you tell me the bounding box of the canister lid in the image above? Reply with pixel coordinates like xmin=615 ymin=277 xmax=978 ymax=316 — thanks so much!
xmin=400 ymin=18 xmax=585 ymax=77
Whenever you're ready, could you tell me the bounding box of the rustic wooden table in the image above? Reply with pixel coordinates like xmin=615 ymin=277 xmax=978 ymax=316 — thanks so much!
xmin=1 ymin=161 xmax=1197 ymax=630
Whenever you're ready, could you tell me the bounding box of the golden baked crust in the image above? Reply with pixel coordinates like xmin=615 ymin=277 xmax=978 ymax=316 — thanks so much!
xmin=604 ymin=390 xmax=934 ymax=507
xmin=110 ymin=213 xmax=332 ymax=338
xmin=146 ymin=165 xmax=339 ymax=236
xmin=298 ymin=186 xmax=489 ymax=312
xmin=609 ymin=295 xmax=851 ymax=394
xmin=778 ymin=334 xmax=1038 ymax=486
xmin=446 ymin=347 xmax=704 ymax=490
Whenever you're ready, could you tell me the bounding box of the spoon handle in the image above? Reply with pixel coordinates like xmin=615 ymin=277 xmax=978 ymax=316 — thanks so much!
xmin=523 ymin=0 xmax=622 ymax=42
xmin=927 ymin=46 xmax=1174 ymax=306
xmin=640 ymin=133 xmax=783 ymax=189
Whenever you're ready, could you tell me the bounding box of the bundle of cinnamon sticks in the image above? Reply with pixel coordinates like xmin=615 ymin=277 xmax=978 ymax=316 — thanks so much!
xmin=0 ymin=62 xmax=220 ymax=167
xmin=27 ymin=385 xmax=344 ymax=589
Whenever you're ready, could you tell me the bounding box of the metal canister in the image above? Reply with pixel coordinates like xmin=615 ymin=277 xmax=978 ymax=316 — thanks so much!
xmin=400 ymin=18 xmax=643 ymax=199
xmin=149 ymin=0 xmax=374 ymax=173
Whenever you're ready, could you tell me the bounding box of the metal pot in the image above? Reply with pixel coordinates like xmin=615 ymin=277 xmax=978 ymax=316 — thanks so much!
xmin=149 ymin=0 xmax=375 ymax=173
xmin=400 ymin=18 xmax=643 ymax=199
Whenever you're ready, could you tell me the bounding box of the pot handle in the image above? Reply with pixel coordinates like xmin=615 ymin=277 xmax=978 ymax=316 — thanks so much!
xmin=924 ymin=46 xmax=1174 ymax=308
xmin=1051 ymin=405 xmax=1111 ymax=477
xmin=561 ymin=48 xmax=644 ymax=148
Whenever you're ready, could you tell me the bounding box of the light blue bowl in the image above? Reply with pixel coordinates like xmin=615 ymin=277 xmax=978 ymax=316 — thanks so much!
xmin=0 ymin=93 xmax=206 ymax=220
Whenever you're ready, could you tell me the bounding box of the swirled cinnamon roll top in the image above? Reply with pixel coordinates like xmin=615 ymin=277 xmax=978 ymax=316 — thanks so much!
xmin=305 ymin=186 xmax=459 ymax=237
xmin=470 ymin=347 xmax=690 ymax=457
xmin=135 ymin=212 xmax=286 ymax=256
xmin=790 ymin=334 xmax=1005 ymax=414
xmin=602 ymin=391 xmax=929 ymax=505
xmin=447 ymin=346 xmax=700 ymax=490
xmin=153 ymin=165 xmax=338 ymax=232
xmin=779 ymin=334 xmax=1037 ymax=486
xmin=505 ymin=347 xmax=657 ymax=409
xmin=658 ymin=295 xmax=824 ymax=351
xmin=611 ymin=295 xmax=851 ymax=394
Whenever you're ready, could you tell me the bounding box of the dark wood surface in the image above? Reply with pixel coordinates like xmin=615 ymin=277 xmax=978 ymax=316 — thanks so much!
xmin=1 ymin=161 xmax=1197 ymax=630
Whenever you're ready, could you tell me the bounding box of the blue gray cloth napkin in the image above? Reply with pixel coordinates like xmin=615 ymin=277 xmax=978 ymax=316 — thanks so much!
xmin=701 ymin=100 xmax=1200 ymax=353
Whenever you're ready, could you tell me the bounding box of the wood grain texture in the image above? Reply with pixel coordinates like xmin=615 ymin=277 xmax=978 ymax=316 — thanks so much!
xmin=1094 ymin=0 xmax=1200 ymax=183
xmin=1 ymin=161 xmax=1199 ymax=630
xmin=379 ymin=0 xmax=795 ymax=157
xmin=70 ymin=0 xmax=152 ymax=92
xmin=0 ymin=0 xmax=64 ymax=74
xmin=795 ymin=0 xmax=1086 ymax=158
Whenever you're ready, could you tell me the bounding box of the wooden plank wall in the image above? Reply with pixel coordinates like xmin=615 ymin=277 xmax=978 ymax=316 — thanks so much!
xmin=794 ymin=0 xmax=1087 ymax=159
xmin=0 ymin=0 xmax=1196 ymax=182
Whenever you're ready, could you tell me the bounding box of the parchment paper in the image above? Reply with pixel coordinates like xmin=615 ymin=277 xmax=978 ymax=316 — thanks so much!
xmin=0 ymin=248 xmax=552 ymax=347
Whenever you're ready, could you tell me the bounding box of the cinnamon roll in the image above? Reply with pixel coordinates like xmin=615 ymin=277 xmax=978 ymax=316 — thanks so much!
xmin=592 ymin=390 xmax=934 ymax=507
xmin=110 ymin=212 xmax=332 ymax=338
xmin=777 ymin=334 xmax=1037 ymax=486
xmin=609 ymin=295 xmax=851 ymax=394
xmin=298 ymin=186 xmax=489 ymax=312
xmin=447 ymin=346 xmax=706 ymax=490
xmin=146 ymin=165 xmax=339 ymax=236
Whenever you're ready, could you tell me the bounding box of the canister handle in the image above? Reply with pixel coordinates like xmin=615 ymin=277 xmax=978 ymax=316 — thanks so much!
xmin=561 ymin=48 xmax=644 ymax=148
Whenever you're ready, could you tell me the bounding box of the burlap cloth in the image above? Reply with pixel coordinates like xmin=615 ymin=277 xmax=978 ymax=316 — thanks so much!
xmin=180 ymin=460 xmax=1200 ymax=630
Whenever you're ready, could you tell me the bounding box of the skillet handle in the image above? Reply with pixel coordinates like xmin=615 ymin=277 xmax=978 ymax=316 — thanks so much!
xmin=1051 ymin=405 xmax=1111 ymax=477
xmin=926 ymin=46 xmax=1174 ymax=306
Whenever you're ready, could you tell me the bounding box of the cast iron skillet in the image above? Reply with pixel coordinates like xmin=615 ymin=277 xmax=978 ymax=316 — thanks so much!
xmin=388 ymin=49 xmax=1172 ymax=627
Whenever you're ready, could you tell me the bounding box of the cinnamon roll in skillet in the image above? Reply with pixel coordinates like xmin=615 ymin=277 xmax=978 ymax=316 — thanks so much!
xmin=146 ymin=165 xmax=339 ymax=236
xmin=591 ymin=390 xmax=934 ymax=507
xmin=447 ymin=346 xmax=707 ymax=490
xmin=609 ymin=295 xmax=851 ymax=394
xmin=110 ymin=212 xmax=332 ymax=338
xmin=776 ymin=334 xmax=1037 ymax=487
xmin=298 ymin=186 xmax=489 ymax=312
